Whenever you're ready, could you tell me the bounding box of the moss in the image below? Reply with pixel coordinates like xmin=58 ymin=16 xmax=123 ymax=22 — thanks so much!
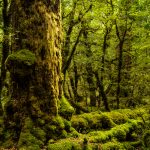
xmin=88 ymin=131 xmax=111 ymax=143
xmin=31 ymin=127 xmax=46 ymax=142
xmin=51 ymin=115 xmax=65 ymax=130
xmin=59 ymin=96 xmax=74 ymax=120
xmin=69 ymin=127 xmax=79 ymax=137
xmin=37 ymin=118 xmax=45 ymax=126
xmin=48 ymin=139 xmax=82 ymax=150
xmin=87 ymin=119 xmax=142 ymax=143
xmin=71 ymin=112 xmax=115 ymax=132
xmin=23 ymin=117 xmax=34 ymax=130
xmin=105 ymin=111 xmax=129 ymax=124
xmin=60 ymin=130 xmax=68 ymax=138
xmin=17 ymin=117 xmax=44 ymax=149
xmin=71 ymin=116 xmax=88 ymax=133
xmin=64 ymin=119 xmax=71 ymax=131
xmin=113 ymin=128 xmax=126 ymax=141
xmin=18 ymin=131 xmax=44 ymax=150
xmin=99 ymin=114 xmax=116 ymax=129
xmin=102 ymin=140 xmax=124 ymax=150
xmin=5 ymin=49 xmax=36 ymax=76
xmin=6 ymin=49 xmax=36 ymax=66
xmin=142 ymin=130 xmax=150 ymax=148
xmin=122 ymin=142 xmax=134 ymax=150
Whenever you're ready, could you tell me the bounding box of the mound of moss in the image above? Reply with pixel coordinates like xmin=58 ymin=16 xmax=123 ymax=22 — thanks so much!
xmin=18 ymin=117 xmax=45 ymax=150
xmin=48 ymin=139 xmax=82 ymax=150
xmin=5 ymin=49 xmax=36 ymax=76
xmin=87 ymin=119 xmax=142 ymax=143
xmin=59 ymin=96 xmax=75 ymax=120
xmin=71 ymin=112 xmax=115 ymax=133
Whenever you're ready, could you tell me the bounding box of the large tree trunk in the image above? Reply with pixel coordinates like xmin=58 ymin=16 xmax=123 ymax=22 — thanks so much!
xmin=3 ymin=0 xmax=62 ymax=148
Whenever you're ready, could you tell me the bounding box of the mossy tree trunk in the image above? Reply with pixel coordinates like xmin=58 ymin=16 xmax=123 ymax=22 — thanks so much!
xmin=0 ymin=0 xmax=10 ymax=116
xmin=4 ymin=0 xmax=62 ymax=145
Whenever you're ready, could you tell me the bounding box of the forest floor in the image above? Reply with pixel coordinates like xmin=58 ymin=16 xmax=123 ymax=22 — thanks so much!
xmin=0 ymin=103 xmax=150 ymax=150
xmin=47 ymin=105 xmax=150 ymax=150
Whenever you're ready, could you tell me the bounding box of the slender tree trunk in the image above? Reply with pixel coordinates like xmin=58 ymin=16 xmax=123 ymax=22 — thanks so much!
xmin=94 ymin=71 xmax=110 ymax=111
xmin=83 ymin=28 xmax=97 ymax=107
xmin=115 ymin=19 xmax=127 ymax=109
xmin=0 ymin=0 xmax=10 ymax=115
xmin=3 ymin=0 xmax=62 ymax=146
xmin=116 ymin=41 xmax=124 ymax=109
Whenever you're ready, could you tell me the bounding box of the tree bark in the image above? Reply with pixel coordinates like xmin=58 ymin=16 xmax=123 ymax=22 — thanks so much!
xmin=94 ymin=71 xmax=110 ymax=111
xmin=4 ymin=0 xmax=62 ymax=145
xmin=0 ymin=0 xmax=10 ymax=116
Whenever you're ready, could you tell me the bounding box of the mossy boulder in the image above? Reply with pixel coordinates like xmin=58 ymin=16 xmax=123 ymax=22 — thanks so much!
xmin=59 ymin=96 xmax=74 ymax=120
xmin=5 ymin=49 xmax=36 ymax=76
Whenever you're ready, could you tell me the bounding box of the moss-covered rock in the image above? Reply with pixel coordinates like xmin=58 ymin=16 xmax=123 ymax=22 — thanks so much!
xmin=59 ymin=96 xmax=74 ymax=120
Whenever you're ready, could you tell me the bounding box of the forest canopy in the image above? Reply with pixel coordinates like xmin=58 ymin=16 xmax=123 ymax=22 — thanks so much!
xmin=0 ymin=0 xmax=150 ymax=149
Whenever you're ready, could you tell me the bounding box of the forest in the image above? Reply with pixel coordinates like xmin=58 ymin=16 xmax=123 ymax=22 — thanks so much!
xmin=0 ymin=0 xmax=150 ymax=149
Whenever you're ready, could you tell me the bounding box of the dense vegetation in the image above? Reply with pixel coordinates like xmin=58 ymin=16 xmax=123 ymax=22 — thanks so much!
xmin=0 ymin=0 xmax=150 ymax=149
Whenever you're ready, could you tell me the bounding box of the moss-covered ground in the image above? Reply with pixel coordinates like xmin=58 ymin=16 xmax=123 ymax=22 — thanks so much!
xmin=0 ymin=105 xmax=150 ymax=149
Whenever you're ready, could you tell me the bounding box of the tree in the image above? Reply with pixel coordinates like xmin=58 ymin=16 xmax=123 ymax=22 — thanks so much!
xmin=0 ymin=0 xmax=9 ymax=115
xmin=3 ymin=0 xmax=62 ymax=147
